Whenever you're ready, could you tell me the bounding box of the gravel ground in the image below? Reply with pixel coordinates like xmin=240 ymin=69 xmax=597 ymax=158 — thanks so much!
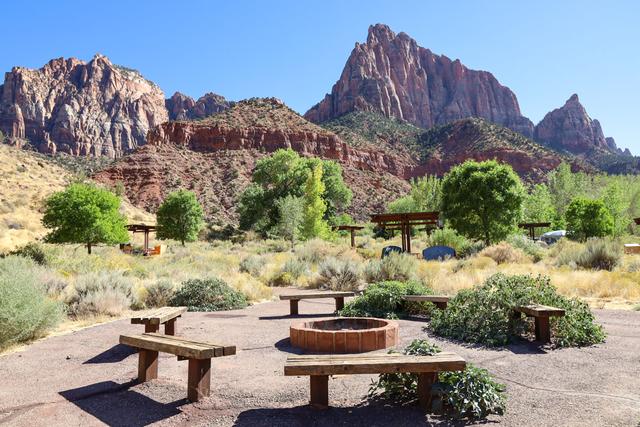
xmin=0 ymin=289 xmax=639 ymax=427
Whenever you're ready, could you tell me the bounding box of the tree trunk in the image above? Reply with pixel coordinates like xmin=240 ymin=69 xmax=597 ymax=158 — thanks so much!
xmin=87 ymin=243 xmax=92 ymax=254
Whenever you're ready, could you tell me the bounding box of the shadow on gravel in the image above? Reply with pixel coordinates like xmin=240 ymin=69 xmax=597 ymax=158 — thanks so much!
xmin=83 ymin=344 xmax=137 ymax=364
xmin=59 ymin=381 xmax=183 ymax=427
xmin=274 ymin=337 xmax=305 ymax=355
xmin=232 ymin=404 xmax=477 ymax=427
xmin=259 ymin=313 xmax=335 ymax=320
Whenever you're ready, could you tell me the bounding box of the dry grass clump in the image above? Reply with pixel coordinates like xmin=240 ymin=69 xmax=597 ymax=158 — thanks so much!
xmin=480 ymin=243 xmax=529 ymax=264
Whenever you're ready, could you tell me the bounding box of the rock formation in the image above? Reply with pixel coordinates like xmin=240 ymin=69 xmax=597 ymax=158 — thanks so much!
xmin=0 ymin=54 xmax=168 ymax=157
xmin=165 ymin=91 xmax=232 ymax=121
xmin=534 ymin=94 xmax=618 ymax=154
xmin=305 ymin=24 xmax=534 ymax=137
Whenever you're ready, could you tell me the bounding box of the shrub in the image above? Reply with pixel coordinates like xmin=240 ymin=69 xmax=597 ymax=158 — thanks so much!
xmin=506 ymin=234 xmax=545 ymax=262
xmin=430 ymin=273 xmax=606 ymax=347
xmin=0 ymin=256 xmax=64 ymax=348
xmin=6 ymin=242 xmax=51 ymax=265
xmin=365 ymin=253 xmax=418 ymax=283
xmin=479 ymin=242 xmax=529 ymax=264
xmin=239 ymin=255 xmax=267 ymax=277
xmin=427 ymin=228 xmax=470 ymax=254
xmin=368 ymin=339 xmax=506 ymax=419
xmin=144 ymin=280 xmax=175 ymax=308
xmin=282 ymin=258 xmax=309 ymax=279
xmin=268 ymin=271 xmax=296 ymax=287
xmin=296 ymin=238 xmax=334 ymax=264
xmin=575 ymin=239 xmax=621 ymax=271
xmin=170 ymin=278 xmax=248 ymax=311
xmin=339 ymin=280 xmax=432 ymax=318
xmin=317 ymin=258 xmax=363 ymax=291
xmin=67 ymin=271 xmax=134 ymax=317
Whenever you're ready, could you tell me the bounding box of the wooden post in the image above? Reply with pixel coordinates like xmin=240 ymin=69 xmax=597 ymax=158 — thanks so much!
xmin=350 ymin=229 xmax=356 ymax=248
xmin=309 ymin=375 xmax=329 ymax=408
xmin=165 ymin=319 xmax=176 ymax=335
xmin=335 ymin=297 xmax=344 ymax=311
xmin=417 ymin=372 xmax=437 ymax=410
xmin=406 ymin=223 xmax=412 ymax=254
xmin=144 ymin=230 xmax=149 ymax=253
xmin=290 ymin=299 xmax=299 ymax=316
xmin=187 ymin=358 xmax=211 ymax=402
xmin=138 ymin=349 xmax=158 ymax=382
xmin=144 ymin=323 xmax=159 ymax=333
xmin=535 ymin=316 xmax=551 ymax=343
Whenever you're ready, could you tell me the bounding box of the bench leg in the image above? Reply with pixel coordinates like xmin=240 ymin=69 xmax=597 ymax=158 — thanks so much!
xmin=534 ymin=316 xmax=551 ymax=343
xmin=417 ymin=372 xmax=437 ymax=411
xmin=290 ymin=299 xmax=299 ymax=316
xmin=187 ymin=358 xmax=211 ymax=402
xmin=434 ymin=302 xmax=447 ymax=310
xmin=144 ymin=323 xmax=159 ymax=333
xmin=309 ymin=375 xmax=329 ymax=409
xmin=138 ymin=350 xmax=158 ymax=382
xmin=165 ymin=318 xmax=177 ymax=336
xmin=335 ymin=297 xmax=345 ymax=311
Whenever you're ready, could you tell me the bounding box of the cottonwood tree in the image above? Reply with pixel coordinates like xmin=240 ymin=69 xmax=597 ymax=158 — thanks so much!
xmin=441 ymin=160 xmax=524 ymax=245
xmin=275 ymin=195 xmax=303 ymax=249
xmin=565 ymin=197 xmax=613 ymax=241
xmin=156 ymin=190 xmax=205 ymax=246
xmin=42 ymin=183 xmax=129 ymax=254
xmin=301 ymin=164 xmax=331 ymax=239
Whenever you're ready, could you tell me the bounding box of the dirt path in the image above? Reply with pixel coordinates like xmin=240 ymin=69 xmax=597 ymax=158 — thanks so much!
xmin=1 ymin=289 xmax=639 ymax=426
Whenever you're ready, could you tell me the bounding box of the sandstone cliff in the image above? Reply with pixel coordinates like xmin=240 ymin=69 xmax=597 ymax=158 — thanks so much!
xmin=0 ymin=54 xmax=168 ymax=157
xmin=165 ymin=91 xmax=232 ymax=121
xmin=305 ymin=24 xmax=534 ymax=137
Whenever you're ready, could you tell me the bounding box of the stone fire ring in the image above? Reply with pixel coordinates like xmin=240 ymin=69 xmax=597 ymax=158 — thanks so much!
xmin=289 ymin=317 xmax=399 ymax=353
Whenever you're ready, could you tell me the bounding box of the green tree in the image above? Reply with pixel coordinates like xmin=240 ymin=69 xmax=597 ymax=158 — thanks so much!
xmin=387 ymin=195 xmax=419 ymax=213
xmin=237 ymin=149 xmax=351 ymax=233
xmin=548 ymin=163 xmax=586 ymax=219
xmin=565 ymin=197 xmax=614 ymax=241
xmin=301 ymin=164 xmax=331 ymax=239
xmin=156 ymin=190 xmax=205 ymax=246
xmin=275 ymin=195 xmax=304 ymax=249
xmin=441 ymin=160 xmax=524 ymax=245
xmin=410 ymin=175 xmax=442 ymax=211
xmin=523 ymin=183 xmax=556 ymax=224
xmin=42 ymin=183 xmax=129 ymax=254
xmin=602 ymin=182 xmax=628 ymax=237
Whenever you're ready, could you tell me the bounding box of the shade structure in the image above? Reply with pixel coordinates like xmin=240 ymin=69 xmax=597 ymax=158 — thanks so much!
xmin=332 ymin=225 xmax=365 ymax=248
xmin=370 ymin=212 xmax=439 ymax=253
xmin=518 ymin=222 xmax=551 ymax=240
xmin=127 ymin=224 xmax=158 ymax=252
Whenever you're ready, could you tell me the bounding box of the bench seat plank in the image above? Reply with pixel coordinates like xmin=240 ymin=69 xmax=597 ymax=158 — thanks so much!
xmin=402 ymin=295 xmax=450 ymax=303
xmin=284 ymin=352 xmax=465 ymax=376
xmin=120 ymin=333 xmax=235 ymax=359
xmin=514 ymin=304 xmax=565 ymax=317
xmin=131 ymin=306 xmax=187 ymax=325
xmin=280 ymin=292 xmax=354 ymax=300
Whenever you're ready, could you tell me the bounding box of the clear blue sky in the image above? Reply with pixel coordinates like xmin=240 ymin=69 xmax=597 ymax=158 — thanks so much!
xmin=2 ymin=1 xmax=639 ymax=153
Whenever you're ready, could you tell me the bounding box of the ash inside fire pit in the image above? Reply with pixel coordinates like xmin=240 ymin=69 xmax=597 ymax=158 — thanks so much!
xmin=290 ymin=317 xmax=398 ymax=353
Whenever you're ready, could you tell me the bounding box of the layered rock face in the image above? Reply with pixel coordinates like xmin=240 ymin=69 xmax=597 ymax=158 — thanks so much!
xmin=0 ymin=54 xmax=168 ymax=157
xmin=165 ymin=91 xmax=231 ymax=121
xmin=534 ymin=94 xmax=623 ymax=155
xmin=305 ymin=24 xmax=534 ymax=137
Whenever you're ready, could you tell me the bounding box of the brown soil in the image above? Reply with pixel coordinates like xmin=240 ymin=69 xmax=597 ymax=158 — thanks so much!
xmin=0 ymin=289 xmax=638 ymax=426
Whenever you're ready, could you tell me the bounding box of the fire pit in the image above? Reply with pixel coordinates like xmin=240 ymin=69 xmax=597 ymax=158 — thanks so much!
xmin=289 ymin=317 xmax=398 ymax=353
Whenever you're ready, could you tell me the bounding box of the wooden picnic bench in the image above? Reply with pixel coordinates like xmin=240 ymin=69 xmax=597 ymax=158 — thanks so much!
xmin=279 ymin=292 xmax=355 ymax=315
xmin=402 ymin=295 xmax=450 ymax=310
xmin=513 ymin=304 xmax=565 ymax=343
xmin=120 ymin=333 xmax=235 ymax=402
xmin=284 ymin=352 xmax=466 ymax=409
xmin=131 ymin=306 xmax=187 ymax=335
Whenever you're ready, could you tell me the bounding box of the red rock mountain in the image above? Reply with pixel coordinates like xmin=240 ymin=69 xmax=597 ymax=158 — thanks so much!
xmin=165 ymin=91 xmax=232 ymax=121
xmin=305 ymin=24 xmax=535 ymax=138
xmin=534 ymin=94 xmax=622 ymax=155
xmin=0 ymin=54 xmax=168 ymax=157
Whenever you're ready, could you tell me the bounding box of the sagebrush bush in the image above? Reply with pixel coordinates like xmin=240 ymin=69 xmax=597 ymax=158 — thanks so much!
xmin=479 ymin=242 xmax=529 ymax=264
xmin=282 ymin=258 xmax=309 ymax=279
xmin=239 ymin=255 xmax=267 ymax=277
xmin=339 ymin=280 xmax=432 ymax=318
xmin=317 ymin=258 xmax=363 ymax=291
xmin=428 ymin=228 xmax=470 ymax=254
xmin=576 ymin=239 xmax=621 ymax=271
xmin=430 ymin=273 xmax=606 ymax=347
xmin=295 ymin=238 xmax=334 ymax=264
xmin=507 ymin=234 xmax=545 ymax=262
xmin=144 ymin=280 xmax=175 ymax=308
xmin=268 ymin=271 xmax=296 ymax=287
xmin=67 ymin=271 xmax=134 ymax=317
xmin=368 ymin=339 xmax=506 ymax=419
xmin=170 ymin=278 xmax=248 ymax=311
xmin=365 ymin=253 xmax=418 ymax=283
xmin=0 ymin=256 xmax=64 ymax=348
xmin=5 ymin=241 xmax=51 ymax=265
xmin=552 ymin=239 xmax=585 ymax=269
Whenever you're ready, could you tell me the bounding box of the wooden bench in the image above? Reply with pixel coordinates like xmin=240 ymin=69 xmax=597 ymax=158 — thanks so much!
xmin=402 ymin=295 xmax=450 ymax=310
xmin=513 ymin=304 xmax=565 ymax=343
xmin=120 ymin=333 xmax=235 ymax=402
xmin=279 ymin=292 xmax=355 ymax=315
xmin=284 ymin=352 xmax=465 ymax=409
xmin=131 ymin=306 xmax=187 ymax=335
